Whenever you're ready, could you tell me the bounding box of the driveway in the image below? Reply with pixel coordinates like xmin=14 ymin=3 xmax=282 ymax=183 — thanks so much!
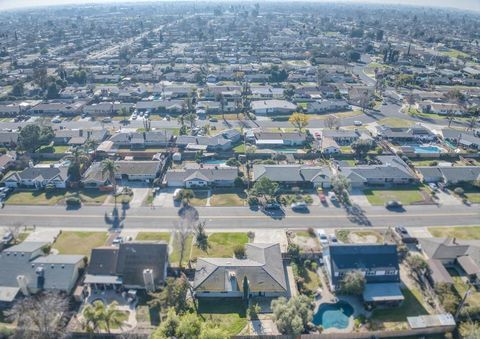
xmin=129 ymin=188 xmax=150 ymax=208
xmin=254 ymin=229 xmax=288 ymax=252
xmin=153 ymin=188 xmax=176 ymax=207
xmin=435 ymin=190 xmax=462 ymax=206
xmin=349 ymin=189 xmax=371 ymax=207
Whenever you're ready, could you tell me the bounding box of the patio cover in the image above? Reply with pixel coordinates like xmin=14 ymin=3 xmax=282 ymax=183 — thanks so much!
xmin=457 ymin=256 xmax=480 ymax=276
xmin=0 ymin=286 xmax=20 ymax=302
xmin=363 ymin=283 xmax=404 ymax=302
xmin=84 ymin=274 xmax=123 ymax=285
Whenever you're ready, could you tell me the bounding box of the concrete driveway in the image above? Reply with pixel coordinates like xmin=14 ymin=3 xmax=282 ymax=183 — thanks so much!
xmin=349 ymin=189 xmax=371 ymax=207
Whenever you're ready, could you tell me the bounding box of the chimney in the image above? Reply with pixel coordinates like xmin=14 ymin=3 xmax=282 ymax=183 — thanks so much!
xmin=16 ymin=275 xmax=29 ymax=296
xmin=79 ymin=129 xmax=83 ymax=137
xmin=143 ymin=268 xmax=155 ymax=291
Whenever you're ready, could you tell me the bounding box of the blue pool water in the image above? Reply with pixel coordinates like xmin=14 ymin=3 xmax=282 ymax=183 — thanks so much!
xmin=413 ymin=145 xmax=441 ymax=154
xmin=203 ymin=159 xmax=226 ymax=165
xmin=312 ymin=301 xmax=354 ymax=329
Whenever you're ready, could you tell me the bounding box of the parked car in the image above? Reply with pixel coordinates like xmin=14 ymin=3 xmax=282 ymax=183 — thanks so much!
xmin=101 ymin=117 xmax=112 ymax=123
xmin=353 ymin=120 xmax=363 ymax=126
xmin=209 ymin=117 xmax=218 ymax=122
xmin=385 ymin=200 xmax=403 ymax=209
xmin=112 ymin=236 xmax=124 ymax=245
xmin=319 ymin=193 xmax=327 ymax=204
xmin=394 ymin=225 xmax=417 ymax=243
xmin=428 ymin=183 xmax=438 ymax=191
xmin=291 ymin=201 xmax=308 ymax=211
xmin=51 ymin=116 xmax=62 ymax=123
xmin=328 ymin=191 xmax=337 ymax=202
xmin=264 ymin=203 xmax=281 ymax=210
xmin=2 ymin=231 xmax=13 ymax=244
xmin=330 ymin=234 xmax=338 ymax=243
xmin=317 ymin=229 xmax=328 ymax=245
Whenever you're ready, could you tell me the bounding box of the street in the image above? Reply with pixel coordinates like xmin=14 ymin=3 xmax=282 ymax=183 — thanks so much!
xmin=0 ymin=203 xmax=477 ymax=230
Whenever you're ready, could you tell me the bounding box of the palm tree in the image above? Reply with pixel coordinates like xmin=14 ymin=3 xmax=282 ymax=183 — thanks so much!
xmin=103 ymin=302 xmax=125 ymax=333
xmin=178 ymin=189 xmax=194 ymax=206
xmin=216 ymin=93 xmax=225 ymax=120
xmin=83 ymin=139 xmax=98 ymax=154
xmin=120 ymin=107 xmax=129 ymax=125
xmin=101 ymin=159 xmax=119 ymax=206
xmin=82 ymin=300 xmax=105 ymax=333
xmin=66 ymin=147 xmax=90 ymax=183
xmin=184 ymin=112 xmax=197 ymax=130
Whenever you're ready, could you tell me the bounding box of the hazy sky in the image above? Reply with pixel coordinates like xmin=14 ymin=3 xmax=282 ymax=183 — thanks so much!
xmin=0 ymin=0 xmax=479 ymax=12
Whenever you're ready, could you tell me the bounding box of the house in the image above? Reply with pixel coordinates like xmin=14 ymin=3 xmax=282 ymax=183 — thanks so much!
xmin=194 ymin=243 xmax=288 ymax=298
xmin=164 ymin=166 xmax=238 ymax=188
xmin=250 ymin=100 xmax=296 ymax=116
xmin=253 ymin=165 xmax=332 ymax=188
xmin=84 ymin=241 xmax=168 ymax=291
xmin=109 ymin=131 xmax=174 ymax=149
xmin=307 ymin=100 xmax=350 ymax=114
xmin=2 ymin=165 xmax=69 ymax=189
xmin=82 ymin=161 xmax=163 ymax=186
xmin=0 ymin=132 xmax=19 ymax=148
xmin=320 ymin=137 xmax=341 ymax=154
xmin=0 ymin=152 xmax=16 ymax=173
xmin=54 ymin=129 xmax=108 ymax=145
xmin=419 ymin=238 xmax=480 ymax=285
xmin=339 ymin=155 xmax=417 ymax=187
xmin=375 ymin=124 xmax=436 ymax=143
xmin=416 ymin=101 xmax=468 ymax=116
xmin=250 ymin=131 xmax=306 ymax=147
xmin=0 ymin=242 xmax=85 ymax=304
xmin=417 ymin=166 xmax=480 ymax=185
xmin=29 ymin=101 xmax=86 ymax=116
xmin=324 ymin=244 xmax=404 ymax=307
xmin=441 ymin=128 xmax=480 ymax=149
xmin=321 ymin=129 xmax=361 ymax=145
xmin=175 ymin=130 xmax=240 ymax=152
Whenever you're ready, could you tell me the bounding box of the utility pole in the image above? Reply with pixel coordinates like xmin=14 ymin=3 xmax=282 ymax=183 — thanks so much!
xmin=455 ymin=284 xmax=472 ymax=320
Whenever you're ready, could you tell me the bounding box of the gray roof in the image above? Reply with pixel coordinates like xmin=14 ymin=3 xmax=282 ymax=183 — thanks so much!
xmin=194 ymin=243 xmax=287 ymax=293
xmin=253 ymin=164 xmax=331 ymax=184
xmin=0 ymin=132 xmax=19 ymax=144
xmin=116 ymin=161 xmax=161 ymax=176
xmin=0 ymin=242 xmax=84 ymax=295
xmin=363 ymin=282 xmax=404 ymax=302
xmin=419 ymin=238 xmax=480 ymax=264
xmin=254 ymin=132 xmax=306 ymax=142
xmin=3 ymin=166 xmax=69 ymax=183
xmin=321 ymin=129 xmax=359 ymax=139
xmin=427 ymin=259 xmax=454 ymax=284
xmin=417 ymin=166 xmax=480 ymax=183
xmin=165 ymin=167 xmax=238 ymax=184
xmin=87 ymin=247 xmax=119 ymax=275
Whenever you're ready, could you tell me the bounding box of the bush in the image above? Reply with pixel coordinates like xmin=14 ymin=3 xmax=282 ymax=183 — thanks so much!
xmin=311 ymin=261 xmax=318 ymax=271
xmin=45 ymin=184 xmax=55 ymax=192
xmin=65 ymin=197 xmax=81 ymax=206
xmin=226 ymin=158 xmax=241 ymax=167
xmin=248 ymin=303 xmax=261 ymax=320
xmin=430 ymin=161 xmax=438 ymax=166
xmin=454 ymin=187 xmax=465 ymax=196
xmin=234 ymin=176 xmax=245 ymax=188
xmin=233 ymin=245 xmax=246 ymax=259
xmin=0 ymin=147 xmax=7 ymax=154
xmin=247 ymin=196 xmax=258 ymax=206
xmin=307 ymin=227 xmax=315 ymax=237
xmin=121 ymin=197 xmax=130 ymax=205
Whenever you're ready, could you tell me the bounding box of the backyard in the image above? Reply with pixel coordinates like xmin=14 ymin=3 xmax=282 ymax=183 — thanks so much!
xmin=52 ymin=231 xmax=108 ymax=257
xmin=191 ymin=232 xmax=249 ymax=259
xmin=363 ymin=186 xmax=428 ymax=205
xmin=197 ymin=298 xmax=247 ymax=336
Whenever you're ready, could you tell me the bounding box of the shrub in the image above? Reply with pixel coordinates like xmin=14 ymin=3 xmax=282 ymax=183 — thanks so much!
xmin=247 ymin=231 xmax=255 ymax=241
xmin=304 ymin=259 xmax=311 ymax=269
xmin=454 ymin=187 xmax=465 ymax=196
xmin=121 ymin=197 xmax=130 ymax=205
xmin=65 ymin=197 xmax=81 ymax=206
xmin=234 ymin=176 xmax=245 ymax=188
xmin=45 ymin=184 xmax=55 ymax=192
xmin=247 ymin=196 xmax=258 ymax=206
xmin=307 ymin=227 xmax=315 ymax=237
xmin=226 ymin=158 xmax=241 ymax=167
xmin=233 ymin=245 xmax=246 ymax=259
xmin=248 ymin=303 xmax=261 ymax=320
xmin=311 ymin=261 xmax=318 ymax=271
xmin=430 ymin=161 xmax=438 ymax=166
xmin=0 ymin=147 xmax=7 ymax=154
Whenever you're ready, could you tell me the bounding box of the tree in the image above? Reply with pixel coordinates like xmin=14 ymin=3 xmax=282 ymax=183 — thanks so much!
xmin=17 ymin=124 xmax=41 ymax=152
xmin=11 ymin=81 xmax=24 ymax=97
xmin=460 ymin=321 xmax=480 ymax=339
xmin=250 ymin=177 xmax=279 ymax=202
xmin=331 ymin=174 xmax=351 ymax=200
xmin=324 ymin=115 xmax=339 ymax=129
xmin=351 ymin=139 xmax=374 ymax=159
xmin=194 ymin=220 xmax=209 ymax=253
xmin=340 ymin=271 xmax=365 ymax=295
xmin=148 ymin=276 xmax=189 ymax=315
xmin=174 ymin=216 xmax=194 ymax=268
xmin=152 ymin=308 xmax=179 ymax=338
xmin=177 ymin=189 xmax=194 ymax=206
xmin=40 ymin=126 xmax=55 ymax=145
xmin=120 ymin=107 xmax=129 ymax=125
xmin=101 ymin=159 xmax=119 ymax=206
xmin=199 ymin=325 xmax=229 ymax=339
xmin=243 ymin=276 xmax=250 ymax=301
xmin=271 ymin=295 xmax=313 ymax=335
xmin=288 ymin=112 xmax=309 ymax=132
xmin=7 ymin=292 xmax=69 ymax=338
xmin=46 ymin=82 xmax=60 ymax=99
xmin=185 ymin=112 xmax=198 ymax=129
xmin=406 ymin=254 xmax=428 ymax=280
xmin=66 ymin=148 xmax=89 ymax=182
xmin=176 ymin=313 xmax=202 ymax=339
xmin=103 ymin=301 xmax=126 ymax=333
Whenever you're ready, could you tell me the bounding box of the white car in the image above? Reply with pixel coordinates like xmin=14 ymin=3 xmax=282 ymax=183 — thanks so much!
xmin=317 ymin=229 xmax=328 ymax=245
xmin=353 ymin=120 xmax=363 ymax=126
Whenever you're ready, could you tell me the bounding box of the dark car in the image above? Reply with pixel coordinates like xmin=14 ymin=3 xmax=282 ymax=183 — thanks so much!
xmin=385 ymin=200 xmax=403 ymax=209
xmin=264 ymin=203 xmax=281 ymax=210
xmin=395 ymin=225 xmax=417 ymax=243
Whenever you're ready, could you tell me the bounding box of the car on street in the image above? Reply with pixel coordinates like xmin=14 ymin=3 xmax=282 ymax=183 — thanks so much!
xmin=385 ymin=200 xmax=403 ymax=209
xmin=353 ymin=120 xmax=363 ymax=126
xmin=316 ymin=229 xmax=328 ymax=245
xmin=428 ymin=183 xmax=438 ymax=191
xmin=2 ymin=231 xmax=13 ymax=244
xmin=101 ymin=117 xmax=112 ymax=123
xmin=264 ymin=203 xmax=281 ymax=210
xmin=291 ymin=201 xmax=308 ymax=211
xmin=209 ymin=117 xmax=218 ymax=122
xmin=51 ymin=116 xmax=62 ymax=123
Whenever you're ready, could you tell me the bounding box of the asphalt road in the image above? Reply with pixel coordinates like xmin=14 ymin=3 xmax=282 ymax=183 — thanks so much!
xmin=0 ymin=204 xmax=477 ymax=230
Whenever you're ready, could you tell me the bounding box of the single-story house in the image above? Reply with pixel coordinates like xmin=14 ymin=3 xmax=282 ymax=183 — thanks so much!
xmin=0 ymin=152 xmax=16 ymax=173
xmin=441 ymin=128 xmax=480 ymax=149
xmin=250 ymin=100 xmax=296 ymax=116
xmin=164 ymin=166 xmax=238 ymax=188
xmin=417 ymin=166 xmax=480 ymax=185
xmin=54 ymin=129 xmax=108 ymax=145
xmin=253 ymin=164 xmax=332 ymax=188
xmin=324 ymin=243 xmax=403 ymax=306
xmin=416 ymin=101 xmax=468 ymax=116
xmin=109 ymin=131 xmax=174 ymax=149
xmin=194 ymin=243 xmax=288 ymax=298
xmin=0 ymin=132 xmax=19 ymax=148
xmin=175 ymin=130 xmax=239 ymax=151
xmin=0 ymin=242 xmax=85 ymax=304
xmin=82 ymin=161 xmax=163 ymax=186
xmin=307 ymin=99 xmax=350 ymax=114
xmin=321 ymin=129 xmax=361 ymax=145
xmin=248 ymin=131 xmax=307 ymax=147
xmin=320 ymin=137 xmax=341 ymax=154
xmin=84 ymin=241 xmax=168 ymax=291
xmin=375 ymin=125 xmax=436 ymax=143
xmin=2 ymin=165 xmax=69 ymax=189
xmin=339 ymin=155 xmax=417 ymax=187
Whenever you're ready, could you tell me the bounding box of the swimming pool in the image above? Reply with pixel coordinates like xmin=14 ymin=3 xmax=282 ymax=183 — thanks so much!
xmin=412 ymin=145 xmax=441 ymax=154
xmin=203 ymin=159 xmax=226 ymax=165
xmin=312 ymin=301 xmax=354 ymax=329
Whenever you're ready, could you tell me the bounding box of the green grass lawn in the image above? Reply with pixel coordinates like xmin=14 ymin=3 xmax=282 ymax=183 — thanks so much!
xmin=363 ymin=186 xmax=426 ymax=205
xmin=441 ymin=49 xmax=470 ymax=59
xmin=191 ymin=232 xmax=249 ymax=259
xmin=233 ymin=143 xmax=246 ymax=153
xmin=37 ymin=145 xmax=70 ymax=153
xmin=52 ymin=231 xmax=107 ymax=257
xmin=428 ymin=226 xmax=480 ymax=239
xmin=5 ymin=189 xmax=108 ymax=206
xmin=135 ymin=232 xmax=170 ymax=242
xmin=451 ymin=182 xmax=480 ymax=204
xmin=189 ymin=190 xmax=210 ymax=206
xmin=340 ymin=146 xmax=353 ymax=154
xmin=292 ymin=262 xmax=321 ymax=296
xmin=370 ymin=287 xmax=427 ymax=326
xmin=378 ymin=117 xmax=415 ymax=128
xmin=170 ymin=234 xmax=193 ymax=267
xmin=410 ymin=159 xmax=445 ymax=166
xmin=197 ymin=298 xmax=247 ymax=336
xmin=209 ymin=189 xmax=247 ymax=207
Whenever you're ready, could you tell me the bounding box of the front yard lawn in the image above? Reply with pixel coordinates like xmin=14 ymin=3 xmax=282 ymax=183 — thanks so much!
xmin=289 ymin=230 xmax=321 ymax=252
xmin=5 ymin=189 xmax=109 ymax=206
xmin=451 ymin=182 xmax=480 ymax=204
xmin=363 ymin=186 xmax=426 ymax=205
xmin=336 ymin=229 xmax=384 ymax=244
xmin=370 ymin=287 xmax=428 ymax=327
xmin=189 ymin=190 xmax=209 ymax=206
xmin=52 ymin=231 xmax=108 ymax=257
xmin=210 ymin=189 xmax=247 ymax=207
xmin=170 ymin=233 xmax=193 ymax=266
xmin=197 ymin=298 xmax=247 ymax=336
xmin=428 ymin=226 xmax=480 ymax=240
xmin=378 ymin=117 xmax=415 ymax=128
xmin=191 ymin=232 xmax=249 ymax=259
xmin=135 ymin=232 xmax=171 ymax=242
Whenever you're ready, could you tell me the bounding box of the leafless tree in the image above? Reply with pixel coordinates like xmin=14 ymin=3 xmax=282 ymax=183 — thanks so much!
xmin=7 ymin=224 xmax=21 ymax=242
xmin=7 ymin=292 xmax=70 ymax=339
xmin=174 ymin=209 xmax=197 ymax=268
xmin=324 ymin=115 xmax=340 ymax=129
